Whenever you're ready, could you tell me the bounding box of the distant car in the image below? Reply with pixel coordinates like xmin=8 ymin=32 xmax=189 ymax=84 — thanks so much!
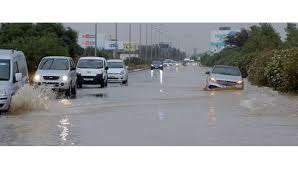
xmin=107 ymin=59 xmax=128 ymax=84
xmin=205 ymin=65 xmax=244 ymax=90
xmin=151 ymin=60 xmax=163 ymax=70
xmin=76 ymin=57 xmax=108 ymax=88
xmin=33 ymin=56 xmax=77 ymax=97
xmin=182 ymin=61 xmax=187 ymax=66
xmin=0 ymin=49 xmax=29 ymax=112
xmin=163 ymin=59 xmax=173 ymax=67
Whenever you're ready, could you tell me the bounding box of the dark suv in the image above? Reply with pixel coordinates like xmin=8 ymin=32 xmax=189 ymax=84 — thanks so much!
xmin=151 ymin=60 xmax=163 ymax=70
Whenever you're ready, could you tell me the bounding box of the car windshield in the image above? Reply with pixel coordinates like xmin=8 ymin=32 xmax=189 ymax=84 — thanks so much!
xmin=0 ymin=59 xmax=10 ymax=81
xmin=39 ymin=58 xmax=69 ymax=70
xmin=107 ymin=61 xmax=124 ymax=68
xmin=77 ymin=59 xmax=103 ymax=69
xmin=152 ymin=61 xmax=162 ymax=64
xmin=212 ymin=66 xmax=241 ymax=76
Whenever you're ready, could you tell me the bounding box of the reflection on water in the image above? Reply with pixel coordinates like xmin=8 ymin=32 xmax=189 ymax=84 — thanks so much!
xmin=207 ymin=91 xmax=216 ymax=126
xmin=160 ymin=70 xmax=163 ymax=84
xmin=150 ymin=70 xmax=153 ymax=78
xmin=175 ymin=66 xmax=178 ymax=72
xmin=57 ymin=116 xmax=73 ymax=145
xmin=159 ymin=112 xmax=165 ymax=120
xmin=60 ymin=99 xmax=72 ymax=105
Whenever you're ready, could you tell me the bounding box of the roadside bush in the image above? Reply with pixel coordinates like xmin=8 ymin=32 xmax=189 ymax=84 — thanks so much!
xmin=264 ymin=48 xmax=298 ymax=93
xmin=248 ymin=50 xmax=274 ymax=86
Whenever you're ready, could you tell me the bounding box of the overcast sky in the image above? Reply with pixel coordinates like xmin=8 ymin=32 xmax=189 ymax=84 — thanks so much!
xmin=64 ymin=23 xmax=287 ymax=55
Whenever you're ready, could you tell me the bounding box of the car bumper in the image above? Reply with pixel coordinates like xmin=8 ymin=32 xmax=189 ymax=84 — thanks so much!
xmin=33 ymin=80 xmax=71 ymax=90
xmin=108 ymin=74 xmax=125 ymax=82
xmin=0 ymin=95 xmax=12 ymax=111
xmin=151 ymin=66 xmax=163 ymax=70
xmin=206 ymin=81 xmax=244 ymax=90
xmin=77 ymin=74 xmax=104 ymax=84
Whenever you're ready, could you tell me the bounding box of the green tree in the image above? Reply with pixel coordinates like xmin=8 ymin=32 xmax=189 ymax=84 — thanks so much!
xmin=284 ymin=23 xmax=298 ymax=47
xmin=243 ymin=23 xmax=282 ymax=52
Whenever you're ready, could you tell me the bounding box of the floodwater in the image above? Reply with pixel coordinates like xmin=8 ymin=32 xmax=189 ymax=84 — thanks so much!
xmin=0 ymin=65 xmax=298 ymax=145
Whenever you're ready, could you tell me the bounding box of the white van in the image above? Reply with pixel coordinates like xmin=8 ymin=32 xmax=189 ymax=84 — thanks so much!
xmin=0 ymin=49 xmax=29 ymax=112
xmin=76 ymin=57 xmax=109 ymax=88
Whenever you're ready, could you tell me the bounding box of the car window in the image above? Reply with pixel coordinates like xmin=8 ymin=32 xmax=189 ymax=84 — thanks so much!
xmin=0 ymin=59 xmax=10 ymax=81
xmin=107 ymin=62 xmax=124 ymax=68
xmin=77 ymin=59 xmax=104 ymax=69
xmin=212 ymin=67 xmax=241 ymax=76
xmin=39 ymin=58 xmax=69 ymax=70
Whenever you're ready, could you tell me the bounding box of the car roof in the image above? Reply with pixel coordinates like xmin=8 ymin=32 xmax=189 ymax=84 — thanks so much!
xmin=0 ymin=49 xmax=24 ymax=59
xmin=213 ymin=65 xmax=240 ymax=69
xmin=43 ymin=56 xmax=70 ymax=59
xmin=107 ymin=59 xmax=123 ymax=62
xmin=79 ymin=56 xmax=106 ymax=60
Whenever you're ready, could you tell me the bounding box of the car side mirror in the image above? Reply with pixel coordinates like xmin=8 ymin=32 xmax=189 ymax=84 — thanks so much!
xmin=105 ymin=67 xmax=109 ymax=70
xmin=15 ymin=73 xmax=22 ymax=82
xmin=206 ymin=71 xmax=210 ymax=75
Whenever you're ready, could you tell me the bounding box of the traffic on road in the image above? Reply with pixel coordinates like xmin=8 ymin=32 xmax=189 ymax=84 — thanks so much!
xmin=0 ymin=48 xmax=297 ymax=145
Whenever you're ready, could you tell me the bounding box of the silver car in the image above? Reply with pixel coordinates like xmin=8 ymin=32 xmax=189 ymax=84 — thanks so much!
xmin=205 ymin=65 xmax=244 ymax=90
xmin=0 ymin=49 xmax=29 ymax=112
xmin=33 ymin=56 xmax=77 ymax=97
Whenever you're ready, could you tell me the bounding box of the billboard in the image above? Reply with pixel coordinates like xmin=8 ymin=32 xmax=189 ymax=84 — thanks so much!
xmin=120 ymin=54 xmax=138 ymax=60
xmin=104 ymin=40 xmax=124 ymax=50
xmin=210 ymin=29 xmax=239 ymax=53
xmin=78 ymin=33 xmax=105 ymax=48
xmin=123 ymin=42 xmax=138 ymax=52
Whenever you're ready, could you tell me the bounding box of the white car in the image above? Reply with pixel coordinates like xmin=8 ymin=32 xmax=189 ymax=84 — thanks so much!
xmin=76 ymin=57 xmax=108 ymax=88
xmin=0 ymin=49 xmax=29 ymax=112
xmin=107 ymin=59 xmax=128 ymax=84
xmin=33 ymin=56 xmax=77 ymax=97
xmin=205 ymin=65 xmax=244 ymax=90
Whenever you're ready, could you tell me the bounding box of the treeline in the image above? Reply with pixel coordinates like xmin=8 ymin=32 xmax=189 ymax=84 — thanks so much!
xmin=200 ymin=23 xmax=298 ymax=93
xmin=0 ymin=23 xmax=85 ymax=72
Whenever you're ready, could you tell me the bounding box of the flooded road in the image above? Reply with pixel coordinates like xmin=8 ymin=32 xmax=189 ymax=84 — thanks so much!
xmin=0 ymin=65 xmax=298 ymax=145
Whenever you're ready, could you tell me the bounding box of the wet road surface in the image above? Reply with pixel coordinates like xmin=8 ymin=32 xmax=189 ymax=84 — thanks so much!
xmin=1 ymin=65 xmax=298 ymax=145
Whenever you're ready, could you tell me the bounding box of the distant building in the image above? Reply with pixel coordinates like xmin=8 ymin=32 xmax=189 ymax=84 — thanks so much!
xmin=210 ymin=27 xmax=239 ymax=53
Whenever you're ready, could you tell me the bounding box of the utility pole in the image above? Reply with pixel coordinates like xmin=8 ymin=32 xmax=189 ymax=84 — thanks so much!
xmin=139 ymin=24 xmax=142 ymax=60
xmin=94 ymin=23 xmax=97 ymax=56
xmin=129 ymin=23 xmax=131 ymax=64
xmin=150 ymin=24 xmax=153 ymax=61
xmin=114 ymin=23 xmax=118 ymax=59
xmin=145 ymin=24 xmax=148 ymax=62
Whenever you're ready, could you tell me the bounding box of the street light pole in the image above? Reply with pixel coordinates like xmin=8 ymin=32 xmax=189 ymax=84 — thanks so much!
xmin=139 ymin=24 xmax=142 ymax=60
xmin=129 ymin=23 xmax=131 ymax=64
xmin=95 ymin=23 xmax=97 ymax=56
xmin=145 ymin=23 xmax=148 ymax=62
xmin=113 ymin=23 xmax=118 ymax=59
xmin=150 ymin=24 xmax=153 ymax=61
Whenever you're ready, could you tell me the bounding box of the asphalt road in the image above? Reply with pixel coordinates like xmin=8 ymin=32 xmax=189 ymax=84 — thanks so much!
xmin=0 ymin=65 xmax=298 ymax=145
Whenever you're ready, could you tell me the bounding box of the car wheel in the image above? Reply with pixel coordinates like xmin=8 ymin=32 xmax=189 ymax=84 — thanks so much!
xmin=71 ymin=84 xmax=77 ymax=98
xmin=65 ymin=85 xmax=71 ymax=97
xmin=77 ymin=83 xmax=82 ymax=88
xmin=100 ymin=80 xmax=105 ymax=88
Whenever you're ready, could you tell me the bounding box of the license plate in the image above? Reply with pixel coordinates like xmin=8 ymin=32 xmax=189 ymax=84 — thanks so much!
xmin=84 ymin=78 xmax=93 ymax=81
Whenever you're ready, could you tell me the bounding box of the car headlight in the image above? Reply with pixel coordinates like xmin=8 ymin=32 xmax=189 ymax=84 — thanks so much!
xmin=0 ymin=90 xmax=8 ymax=97
xmin=237 ymin=80 xmax=243 ymax=84
xmin=160 ymin=64 xmax=163 ymax=67
xmin=62 ymin=75 xmax=68 ymax=81
xmin=33 ymin=74 xmax=41 ymax=81
xmin=120 ymin=70 xmax=125 ymax=75
xmin=151 ymin=64 xmax=154 ymax=66
xmin=209 ymin=77 xmax=216 ymax=82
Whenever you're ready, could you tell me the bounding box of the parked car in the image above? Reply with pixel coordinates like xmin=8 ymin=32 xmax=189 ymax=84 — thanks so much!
xmin=151 ymin=60 xmax=163 ymax=70
xmin=205 ymin=65 xmax=244 ymax=90
xmin=0 ymin=49 xmax=29 ymax=112
xmin=33 ymin=56 xmax=77 ymax=97
xmin=107 ymin=59 xmax=128 ymax=84
xmin=76 ymin=57 xmax=108 ymax=88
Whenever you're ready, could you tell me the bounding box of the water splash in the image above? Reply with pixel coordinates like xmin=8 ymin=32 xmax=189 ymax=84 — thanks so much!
xmin=10 ymin=84 xmax=56 ymax=113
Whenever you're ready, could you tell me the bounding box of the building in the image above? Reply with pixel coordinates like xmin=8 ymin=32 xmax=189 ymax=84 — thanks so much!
xmin=210 ymin=27 xmax=239 ymax=53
